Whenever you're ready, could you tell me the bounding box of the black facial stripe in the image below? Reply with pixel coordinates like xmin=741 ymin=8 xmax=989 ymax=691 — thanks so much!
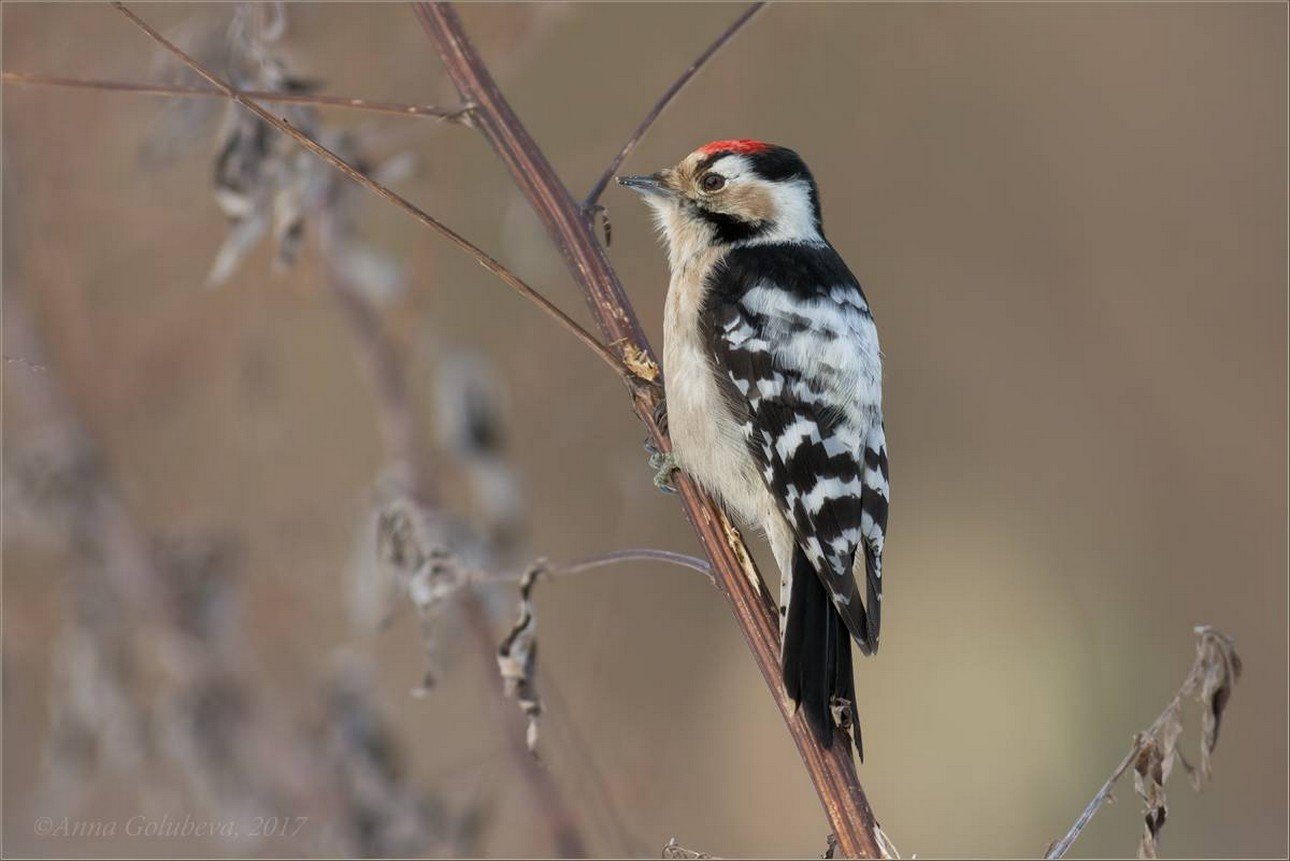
xmin=694 ymin=205 xmax=766 ymax=245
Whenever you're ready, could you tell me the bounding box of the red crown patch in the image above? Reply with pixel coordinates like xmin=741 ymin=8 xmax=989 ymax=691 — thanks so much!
xmin=697 ymin=139 xmax=771 ymax=156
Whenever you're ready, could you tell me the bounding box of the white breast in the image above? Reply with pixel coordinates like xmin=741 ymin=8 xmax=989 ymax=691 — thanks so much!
xmin=662 ymin=252 xmax=774 ymax=528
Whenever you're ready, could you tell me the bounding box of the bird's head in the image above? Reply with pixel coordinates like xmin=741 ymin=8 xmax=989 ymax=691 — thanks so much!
xmin=618 ymin=140 xmax=823 ymax=261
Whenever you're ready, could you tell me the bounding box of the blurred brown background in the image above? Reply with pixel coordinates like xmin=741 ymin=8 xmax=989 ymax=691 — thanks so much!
xmin=3 ymin=3 xmax=1286 ymax=858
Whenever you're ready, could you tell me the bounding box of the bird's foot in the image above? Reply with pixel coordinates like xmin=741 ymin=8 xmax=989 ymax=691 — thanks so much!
xmin=649 ymin=450 xmax=679 ymax=494
xmin=643 ymin=396 xmax=677 ymax=492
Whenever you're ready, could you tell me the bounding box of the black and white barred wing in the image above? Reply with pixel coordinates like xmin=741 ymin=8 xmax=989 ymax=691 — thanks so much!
xmin=707 ymin=258 xmax=885 ymax=649
xmin=859 ymin=420 xmax=889 ymax=648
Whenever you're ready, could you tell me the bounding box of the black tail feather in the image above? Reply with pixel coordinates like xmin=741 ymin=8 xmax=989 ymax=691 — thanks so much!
xmin=834 ymin=608 xmax=863 ymax=759
xmin=862 ymin=544 xmax=882 ymax=654
xmin=782 ymin=546 xmax=863 ymax=758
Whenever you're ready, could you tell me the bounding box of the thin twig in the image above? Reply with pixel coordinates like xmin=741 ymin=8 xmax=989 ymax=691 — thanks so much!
xmin=415 ymin=4 xmax=885 ymax=857
xmin=542 ymin=676 xmax=644 ymax=856
xmin=1046 ymin=747 xmax=1137 ymax=860
xmin=559 ymin=548 xmax=713 ymax=579
xmin=110 ymin=3 xmax=632 ymax=388
xmin=581 ymin=2 xmax=765 ymax=209
xmin=2 ymin=71 xmax=472 ymax=120
xmin=477 ymin=549 xmax=714 ymax=586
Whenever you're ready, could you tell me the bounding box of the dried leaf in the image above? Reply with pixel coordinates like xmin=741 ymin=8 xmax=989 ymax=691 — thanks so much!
xmin=587 ymin=203 xmax=612 ymax=246
xmin=1191 ymin=626 xmax=1242 ymax=780
xmin=600 ymin=205 xmax=613 ymax=247
xmin=206 ymin=210 xmax=269 ymax=287
xmin=719 ymin=512 xmax=763 ymax=596
xmin=332 ymin=242 xmax=407 ymax=305
xmin=621 ymin=343 xmax=660 ymax=382
xmin=497 ymin=563 xmax=546 ymax=755
xmin=1175 ymin=748 xmax=1201 ymax=792
xmin=1156 ymin=700 xmax=1183 ymax=785
xmin=271 ymin=168 xmax=308 ymax=271
xmin=371 ymin=150 xmax=417 ymax=186
xmin=1132 ymin=735 xmax=1167 ymax=859
xmin=374 ymin=494 xmax=473 ymax=694
xmin=150 ymin=6 xmax=333 ymax=289
xmin=433 ymin=353 xmax=524 ymax=551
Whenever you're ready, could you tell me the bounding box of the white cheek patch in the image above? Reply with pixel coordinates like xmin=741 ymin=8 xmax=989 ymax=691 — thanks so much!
xmin=740 ymin=178 xmax=821 ymax=246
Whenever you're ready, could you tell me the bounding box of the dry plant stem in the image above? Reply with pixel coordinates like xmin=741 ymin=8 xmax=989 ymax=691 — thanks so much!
xmin=110 ymin=3 xmax=630 ymax=389
xmin=475 ymin=549 xmax=714 ymax=586
xmin=541 ymin=676 xmax=643 ymax=855
xmin=1044 ymin=633 xmax=1236 ymax=860
xmin=325 ymin=272 xmax=586 ymax=857
xmin=581 ymin=1 xmax=765 ymax=208
xmin=324 ymin=276 xmax=430 ymax=499
xmin=1 ymin=71 xmax=471 ymax=120
xmin=1045 ymin=747 xmax=1139 ymax=860
xmin=415 ymin=4 xmax=884 ymax=857
xmin=559 ymin=549 xmax=712 ymax=579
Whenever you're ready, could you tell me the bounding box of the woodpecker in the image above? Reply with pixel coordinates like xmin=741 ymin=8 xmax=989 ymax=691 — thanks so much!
xmin=619 ymin=141 xmax=888 ymax=754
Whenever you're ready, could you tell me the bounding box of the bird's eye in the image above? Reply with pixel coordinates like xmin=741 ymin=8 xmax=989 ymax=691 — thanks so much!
xmin=700 ymin=173 xmax=726 ymax=192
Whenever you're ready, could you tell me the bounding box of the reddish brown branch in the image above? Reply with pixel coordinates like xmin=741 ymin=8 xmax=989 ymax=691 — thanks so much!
xmin=582 ymin=2 xmax=765 ymax=209
xmin=414 ymin=4 xmax=885 ymax=857
xmin=2 ymin=71 xmax=471 ymax=120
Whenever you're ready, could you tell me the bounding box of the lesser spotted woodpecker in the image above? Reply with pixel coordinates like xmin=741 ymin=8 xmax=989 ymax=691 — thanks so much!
xmin=619 ymin=141 xmax=889 ymax=754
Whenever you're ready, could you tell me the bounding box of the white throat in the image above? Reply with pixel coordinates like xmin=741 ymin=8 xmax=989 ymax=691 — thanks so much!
xmin=646 ymin=197 xmax=715 ymax=274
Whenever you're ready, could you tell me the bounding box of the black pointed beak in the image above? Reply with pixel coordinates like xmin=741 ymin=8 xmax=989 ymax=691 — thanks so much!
xmin=617 ymin=173 xmax=670 ymax=197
